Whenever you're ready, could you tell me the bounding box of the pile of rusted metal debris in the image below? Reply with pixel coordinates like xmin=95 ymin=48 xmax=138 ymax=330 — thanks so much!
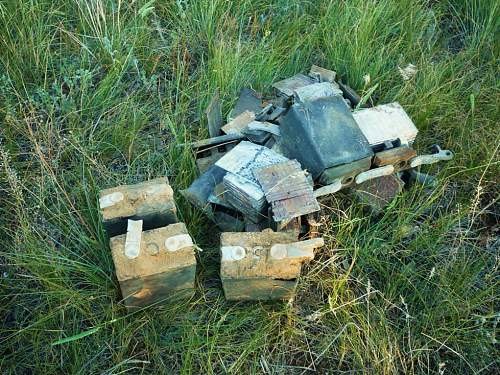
xmin=182 ymin=65 xmax=454 ymax=232
xmin=98 ymin=65 xmax=454 ymax=308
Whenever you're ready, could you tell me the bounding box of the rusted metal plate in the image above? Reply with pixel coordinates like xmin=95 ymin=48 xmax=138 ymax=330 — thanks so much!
xmin=255 ymin=160 xmax=320 ymax=222
xmin=205 ymin=90 xmax=223 ymax=137
xmin=373 ymin=146 xmax=417 ymax=170
xmin=354 ymin=174 xmax=404 ymax=212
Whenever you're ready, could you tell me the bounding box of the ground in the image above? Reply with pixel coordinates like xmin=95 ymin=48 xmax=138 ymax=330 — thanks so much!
xmin=0 ymin=1 xmax=498 ymax=374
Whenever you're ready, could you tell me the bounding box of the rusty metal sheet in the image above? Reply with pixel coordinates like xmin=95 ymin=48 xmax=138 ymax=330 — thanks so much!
xmin=205 ymin=90 xmax=223 ymax=137
xmin=255 ymin=160 xmax=320 ymax=222
xmin=354 ymin=174 xmax=404 ymax=212
xmin=373 ymin=146 xmax=417 ymax=170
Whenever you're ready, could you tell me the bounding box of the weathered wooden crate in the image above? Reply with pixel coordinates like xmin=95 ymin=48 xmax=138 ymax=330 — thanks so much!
xmin=99 ymin=177 xmax=177 ymax=237
xmin=220 ymin=231 xmax=323 ymax=301
xmin=110 ymin=222 xmax=196 ymax=309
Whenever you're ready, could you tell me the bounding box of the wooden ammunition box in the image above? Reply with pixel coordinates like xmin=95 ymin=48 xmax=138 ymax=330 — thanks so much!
xmin=109 ymin=222 xmax=196 ymax=309
xmin=220 ymin=231 xmax=323 ymax=301
xmin=99 ymin=177 xmax=178 ymax=237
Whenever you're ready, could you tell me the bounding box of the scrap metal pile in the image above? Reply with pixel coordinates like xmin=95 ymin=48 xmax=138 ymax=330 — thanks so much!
xmin=98 ymin=66 xmax=453 ymax=308
xmin=182 ymin=65 xmax=454 ymax=233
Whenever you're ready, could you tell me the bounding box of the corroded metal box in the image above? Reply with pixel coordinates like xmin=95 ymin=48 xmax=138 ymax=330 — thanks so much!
xmin=109 ymin=222 xmax=196 ymax=309
xmin=99 ymin=177 xmax=177 ymax=237
xmin=220 ymin=231 xmax=323 ymax=301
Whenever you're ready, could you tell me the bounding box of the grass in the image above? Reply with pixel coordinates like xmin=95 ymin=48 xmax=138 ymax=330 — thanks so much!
xmin=0 ymin=0 xmax=498 ymax=373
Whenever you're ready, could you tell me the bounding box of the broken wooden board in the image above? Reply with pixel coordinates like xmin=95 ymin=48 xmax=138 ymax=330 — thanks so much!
xmin=353 ymin=174 xmax=404 ymax=212
xmin=272 ymin=73 xmax=317 ymax=97
xmin=109 ymin=222 xmax=196 ymax=309
xmin=205 ymin=90 xmax=223 ymax=138
xmin=308 ymin=65 xmax=337 ymax=83
xmin=220 ymin=231 xmax=323 ymax=300
xmin=255 ymin=160 xmax=320 ymax=222
xmin=221 ymin=110 xmax=255 ymax=135
xmin=99 ymin=177 xmax=177 ymax=237
xmin=353 ymin=102 xmax=419 ymax=147
xmin=373 ymin=146 xmax=417 ymax=171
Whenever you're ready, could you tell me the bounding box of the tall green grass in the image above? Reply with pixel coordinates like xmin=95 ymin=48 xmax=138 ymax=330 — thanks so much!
xmin=1 ymin=0 xmax=498 ymax=373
